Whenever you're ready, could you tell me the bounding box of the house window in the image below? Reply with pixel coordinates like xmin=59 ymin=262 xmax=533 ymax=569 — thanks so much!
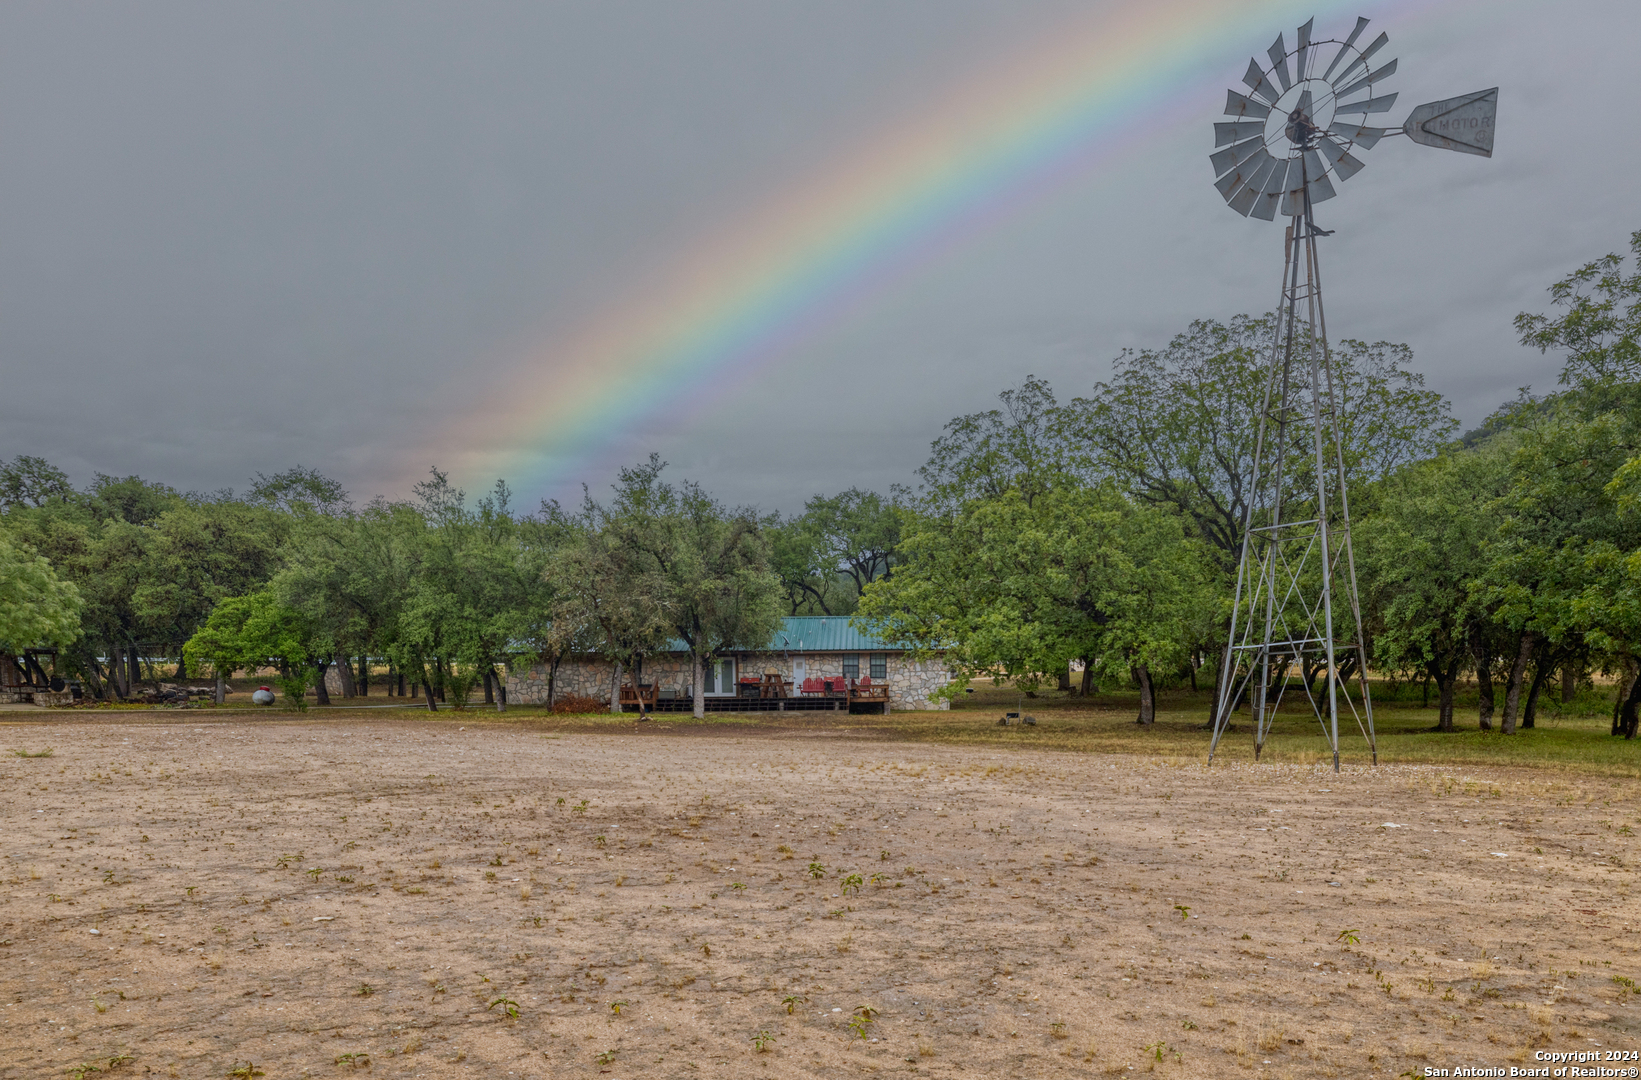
xmin=704 ymin=658 xmax=737 ymax=696
xmin=842 ymin=654 xmax=860 ymax=679
xmin=869 ymin=653 xmax=887 ymax=680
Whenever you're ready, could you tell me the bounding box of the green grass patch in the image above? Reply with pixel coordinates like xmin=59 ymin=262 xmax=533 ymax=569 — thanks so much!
xmin=859 ymin=681 xmax=1641 ymax=777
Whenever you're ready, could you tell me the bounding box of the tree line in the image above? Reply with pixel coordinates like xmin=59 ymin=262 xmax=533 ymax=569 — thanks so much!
xmin=1 ymin=231 xmax=1637 ymax=734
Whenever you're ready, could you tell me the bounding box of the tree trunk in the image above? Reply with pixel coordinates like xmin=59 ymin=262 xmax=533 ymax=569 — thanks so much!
xmin=1472 ymin=630 xmax=1494 ymax=731
xmin=1500 ymin=631 xmax=1536 ymax=735
xmin=175 ymin=654 xmax=186 ymax=679
xmin=214 ymin=673 xmax=226 ymax=705
xmin=109 ymin=647 xmax=126 ymax=698
xmin=1134 ymin=665 xmax=1155 ymax=726
xmin=495 ymin=667 xmax=507 ymax=713
xmin=130 ymin=645 xmax=146 ymax=691
xmin=1057 ymin=668 xmax=1072 ymax=693
xmin=398 ymin=671 xmax=406 ymax=697
xmin=313 ymin=659 xmax=331 ymax=706
xmin=336 ymin=654 xmax=356 ymax=698
xmin=1522 ymin=648 xmax=1550 ymax=729
xmin=434 ymin=657 xmax=447 ymax=702
xmin=1615 ymin=657 xmax=1641 ymax=738
xmin=548 ymin=649 xmax=566 ymax=708
xmin=1430 ymin=657 xmax=1457 ymax=732
xmin=1620 ymin=670 xmax=1641 ymax=740
xmin=692 ymin=650 xmax=706 ymax=720
xmin=483 ymin=669 xmax=495 ymax=705
xmin=1561 ymin=664 xmax=1577 ymax=706
xmin=356 ymin=655 xmax=368 ymax=696
xmin=418 ymin=662 xmax=437 ymax=711
xmin=609 ymin=659 xmax=623 ymax=715
xmin=1079 ymin=660 xmax=1094 ymax=698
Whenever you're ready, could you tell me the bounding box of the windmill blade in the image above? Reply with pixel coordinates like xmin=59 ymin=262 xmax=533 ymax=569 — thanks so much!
xmin=1278 ymin=156 xmax=1308 ymax=216
xmin=1243 ymin=58 xmax=1281 ymax=105
xmin=1262 ymin=156 xmax=1292 ymax=194
xmin=1328 ymin=121 xmax=1387 ymax=149
xmin=1215 ymin=148 xmax=1272 ymax=200
xmin=1294 ymin=18 xmax=1313 ymax=81
xmin=1317 ymin=136 xmax=1366 ymax=181
xmin=1307 ymin=170 xmax=1338 ymax=205
xmin=1402 ymin=88 xmax=1498 ymax=157
xmin=1267 ymin=34 xmax=1291 ymax=92
xmin=1335 ymin=92 xmax=1398 ymax=115
xmin=1210 ymin=136 xmax=1265 ymax=179
xmin=1214 ymin=120 xmax=1266 ymax=147
xmin=1333 ymin=58 xmax=1397 ymax=103
xmin=1250 ymin=189 xmax=1282 ymax=221
xmin=1225 ymin=89 xmax=1272 ymax=119
xmin=1228 ymin=182 xmax=1262 ymax=217
xmin=1322 ymin=17 xmax=1370 ymax=81
xmin=1334 ymin=31 xmax=1390 ymax=87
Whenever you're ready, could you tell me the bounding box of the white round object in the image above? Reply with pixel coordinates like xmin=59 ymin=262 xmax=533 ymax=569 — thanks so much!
xmin=251 ymin=689 xmax=275 ymax=705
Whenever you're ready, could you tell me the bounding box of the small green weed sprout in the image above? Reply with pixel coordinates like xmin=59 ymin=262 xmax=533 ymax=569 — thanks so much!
xmin=1174 ymin=904 xmax=1190 ymax=920
xmin=227 ymin=1063 xmax=265 ymax=1079
xmin=1337 ymin=928 xmax=1361 ymax=946
xmin=610 ymin=999 xmax=629 ymax=1015
xmin=840 ymin=873 xmax=863 ymax=895
xmin=488 ymin=996 xmax=520 ymax=1019
xmin=847 ymin=1005 xmax=878 ymax=1040
xmin=12 ymin=747 xmax=53 ymax=758
xmin=595 ymin=1049 xmax=616 ymax=1065
xmin=752 ymin=1029 xmax=775 ymax=1052
xmin=782 ymin=993 xmax=807 ymax=1014
xmin=334 ymin=1052 xmax=371 ymax=1069
xmin=807 ymin=862 xmax=825 ymax=881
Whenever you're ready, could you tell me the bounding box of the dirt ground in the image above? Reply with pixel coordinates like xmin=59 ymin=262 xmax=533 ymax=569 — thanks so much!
xmin=2 ymin=714 xmax=1639 ymax=1080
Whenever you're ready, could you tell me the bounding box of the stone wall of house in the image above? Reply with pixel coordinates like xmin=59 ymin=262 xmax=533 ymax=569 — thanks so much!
xmin=505 ymin=651 xmax=951 ymax=711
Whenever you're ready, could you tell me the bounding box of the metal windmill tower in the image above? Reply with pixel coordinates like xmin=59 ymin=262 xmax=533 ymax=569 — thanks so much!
xmin=1204 ymin=16 xmax=1496 ymax=771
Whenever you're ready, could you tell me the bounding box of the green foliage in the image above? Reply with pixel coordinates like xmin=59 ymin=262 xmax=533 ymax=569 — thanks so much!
xmin=857 ymin=483 xmax=1210 ymax=713
xmin=1073 ymin=319 xmax=1456 ymax=572
xmin=183 ymin=590 xmax=321 ymax=707
xmin=577 ymin=454 xmax=784 ymax=719
xmin=0 ymin=455 xmax=73 ymax=511
xmin=0 ymin=530 xmax=82 ymax=652
xmin=766 ymin=488 xmax=903 ymax=615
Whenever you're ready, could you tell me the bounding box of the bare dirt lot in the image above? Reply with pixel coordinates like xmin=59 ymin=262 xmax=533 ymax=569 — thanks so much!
xmin=2 ymin=713 xmax=1638 ymax=1079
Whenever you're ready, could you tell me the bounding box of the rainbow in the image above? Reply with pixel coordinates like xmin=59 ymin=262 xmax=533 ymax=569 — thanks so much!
xmin=437 ymin=0 xmax=1399 ymax=500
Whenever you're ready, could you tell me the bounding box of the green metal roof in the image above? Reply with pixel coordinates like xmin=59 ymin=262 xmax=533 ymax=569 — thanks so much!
xmin=664 ymin=616 xmax=894 ymax=654
xmin=762 ymin=616 xmax=892 ymax=653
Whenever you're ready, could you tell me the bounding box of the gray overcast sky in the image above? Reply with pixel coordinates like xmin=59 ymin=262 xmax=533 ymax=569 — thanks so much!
xmin=1 ymin=1 xmax=1635 ymax=512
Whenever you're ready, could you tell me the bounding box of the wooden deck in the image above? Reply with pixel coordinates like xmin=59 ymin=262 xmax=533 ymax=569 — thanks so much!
xmin=620 ymin=678 xmax=890 ymax=714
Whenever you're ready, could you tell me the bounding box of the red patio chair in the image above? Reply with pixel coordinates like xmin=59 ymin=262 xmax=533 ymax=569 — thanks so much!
xmin=801 ymin=677 xmax=824 ymax=695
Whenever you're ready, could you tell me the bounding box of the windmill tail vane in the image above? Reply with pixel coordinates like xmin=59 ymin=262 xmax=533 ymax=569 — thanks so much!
xmin=1205 ymin=16 xmax=1496 ymax=771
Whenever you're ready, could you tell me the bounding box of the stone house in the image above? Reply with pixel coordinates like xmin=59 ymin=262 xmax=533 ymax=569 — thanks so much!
xmin=506 ymin=615 xmax=951 ymax=712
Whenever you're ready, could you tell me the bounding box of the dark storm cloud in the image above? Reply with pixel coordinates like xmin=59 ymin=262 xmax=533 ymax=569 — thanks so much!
xmin=0 ymin=1 xmax=1631 ymax=511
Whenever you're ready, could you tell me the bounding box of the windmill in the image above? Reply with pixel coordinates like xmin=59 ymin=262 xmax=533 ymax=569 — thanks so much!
xmin=1205 ymin=17 xmax=1496 ymax=771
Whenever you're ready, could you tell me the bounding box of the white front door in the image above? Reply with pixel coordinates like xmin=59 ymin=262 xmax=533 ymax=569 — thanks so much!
xmin=705 ymin=658 xmax=737 ymax=696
